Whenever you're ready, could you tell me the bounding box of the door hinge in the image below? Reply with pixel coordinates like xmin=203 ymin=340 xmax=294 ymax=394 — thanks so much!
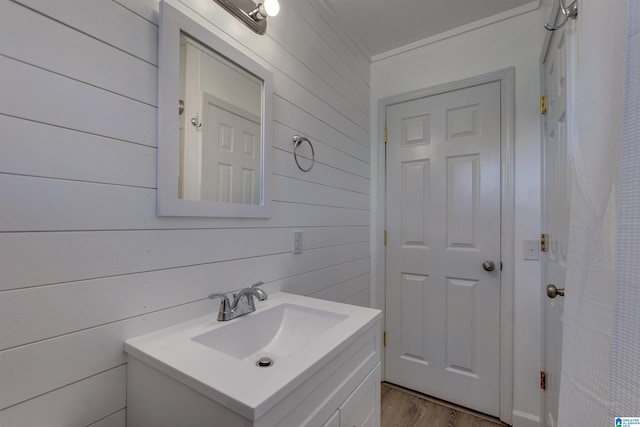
xmin=383 ymin=331 xmax=387 ymax=347
xmin=541 ymin=233 xmax=548 ymax=252
xmin=540 ymin=96 xmax=548 ymax=115
xmin=540 ymin=371 xmax=547 ymax=390
xmin=384 ymin=128 xmax=388 ymax=144
xmin=384 ymin=230 xmax=388 ymax=245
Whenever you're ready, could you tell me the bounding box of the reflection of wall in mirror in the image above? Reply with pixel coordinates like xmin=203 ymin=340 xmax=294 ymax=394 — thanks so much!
xmin=179 ymin=34 xmax=262 ymax=203
xmin=178 ymin=36 xmax=187 ymax=199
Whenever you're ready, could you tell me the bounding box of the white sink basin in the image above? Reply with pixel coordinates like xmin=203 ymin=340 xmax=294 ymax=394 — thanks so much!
xmin=124 ymin=292 xmax=381 ymax=420
xmin=191 ymin=303 xmax=348 ymax=360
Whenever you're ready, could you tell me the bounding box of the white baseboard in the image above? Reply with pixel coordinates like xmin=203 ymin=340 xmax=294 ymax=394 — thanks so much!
xmin=512 ymin=410 xmax=541 ymax=427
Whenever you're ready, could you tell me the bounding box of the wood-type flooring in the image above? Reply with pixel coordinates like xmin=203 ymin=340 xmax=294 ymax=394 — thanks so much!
xmin=381 ymin=383 xmax=508 ymax=427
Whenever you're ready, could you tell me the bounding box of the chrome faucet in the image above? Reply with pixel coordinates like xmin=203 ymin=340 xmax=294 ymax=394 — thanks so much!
xmin=208 ymin=281 xmax=268 ymax=321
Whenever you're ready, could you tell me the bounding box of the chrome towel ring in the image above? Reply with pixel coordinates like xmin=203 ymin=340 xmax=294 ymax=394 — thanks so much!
xmin=292 ymin=135 xmax=315 ymax=172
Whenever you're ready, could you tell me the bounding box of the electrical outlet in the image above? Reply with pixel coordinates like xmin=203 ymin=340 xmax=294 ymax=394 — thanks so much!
xmin=292 ymin=230 xmax=302 ymax=254
xmin=523 ymin=240 xmax=540 ymax=260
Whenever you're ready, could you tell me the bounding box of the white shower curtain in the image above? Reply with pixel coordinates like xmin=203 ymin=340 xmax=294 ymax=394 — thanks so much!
xmin=556 ymin=0 xmax=626 ymax=425
xmin=610 ymin=0 xmax=640 ymax=419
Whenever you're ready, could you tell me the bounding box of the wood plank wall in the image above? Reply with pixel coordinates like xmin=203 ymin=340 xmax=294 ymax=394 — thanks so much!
xmin=0 ymin=0 xmax=370 ymax=424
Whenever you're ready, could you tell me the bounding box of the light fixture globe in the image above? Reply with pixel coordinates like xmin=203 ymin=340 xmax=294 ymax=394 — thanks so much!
xmin=261 ymin=0 xmax=280 ymax=17
xmin=253 ymin=0 xmax=280 ymax=20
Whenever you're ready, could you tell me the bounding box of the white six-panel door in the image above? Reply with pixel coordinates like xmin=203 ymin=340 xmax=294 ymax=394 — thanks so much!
xmin=201 ymin=94 xmax=261 ymax=204
xmin=542 ymin=22 xmax=570 ymax=427
xmin=385 ymin=81 xmax=502 ymax=417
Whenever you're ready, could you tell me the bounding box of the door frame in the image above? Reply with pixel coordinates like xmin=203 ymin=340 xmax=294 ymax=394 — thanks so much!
xmin=372 ymin=67 xmax=515 ymax=423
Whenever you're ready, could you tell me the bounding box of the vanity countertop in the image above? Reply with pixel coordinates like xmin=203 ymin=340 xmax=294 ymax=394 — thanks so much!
xmin=124 ymin=292 xmax=381 ymax=420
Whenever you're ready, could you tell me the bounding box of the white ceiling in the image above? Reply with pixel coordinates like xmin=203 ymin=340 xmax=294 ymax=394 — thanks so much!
xmin=318 ymin=0 xmax=537 ymax=58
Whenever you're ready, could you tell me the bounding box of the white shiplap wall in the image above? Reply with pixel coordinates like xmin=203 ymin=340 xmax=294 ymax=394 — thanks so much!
xmin=0 ymin=0 xmax=370 ymax=424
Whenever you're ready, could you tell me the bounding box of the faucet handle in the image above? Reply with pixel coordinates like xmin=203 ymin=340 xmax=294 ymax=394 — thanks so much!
xmin=208 ymin=293 xmax=232 ymax=321
xmin=251 ymin=281 xmax=265 ymax=288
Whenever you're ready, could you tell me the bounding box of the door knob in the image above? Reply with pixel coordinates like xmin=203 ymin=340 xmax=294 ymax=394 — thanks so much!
xmin=482 ymin=260 xmax=496 ymax=271
xmin=546 ymin=284 xmax=565 ymax=298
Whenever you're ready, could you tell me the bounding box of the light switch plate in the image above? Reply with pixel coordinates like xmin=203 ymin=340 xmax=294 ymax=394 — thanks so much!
xmin=523 ymin=240 xmax=540 ymax=260
xmin=292 ymin=230 xmax=302 ymax=254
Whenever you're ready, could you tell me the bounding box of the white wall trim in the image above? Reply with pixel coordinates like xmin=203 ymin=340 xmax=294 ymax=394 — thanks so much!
xmin=373 ymin=67 xmax=516 ymax=424
xmin=371 ymin=1 xmax=540 ymax=63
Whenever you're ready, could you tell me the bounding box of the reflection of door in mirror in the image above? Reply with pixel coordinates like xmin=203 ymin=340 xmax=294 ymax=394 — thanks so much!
xmin=202 ymin=95 xmax=260 ymax=204
xmin=179 ymin=33 xmax=262 ymax=204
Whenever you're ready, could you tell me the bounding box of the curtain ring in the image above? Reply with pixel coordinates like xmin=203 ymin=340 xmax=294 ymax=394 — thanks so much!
xmin=544 ymin=0 xmax=578 ymax=31
xmin=292 ymin=135 xmax=315 ymax=172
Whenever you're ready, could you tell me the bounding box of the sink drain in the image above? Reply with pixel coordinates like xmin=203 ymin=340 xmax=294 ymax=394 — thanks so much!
xmin=256 ymin=357 xmax=274 ymax=367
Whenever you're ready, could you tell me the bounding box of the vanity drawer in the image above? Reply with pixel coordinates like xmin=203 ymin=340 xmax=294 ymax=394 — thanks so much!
xmin=339 ymin=363 xmax=380 ymax=427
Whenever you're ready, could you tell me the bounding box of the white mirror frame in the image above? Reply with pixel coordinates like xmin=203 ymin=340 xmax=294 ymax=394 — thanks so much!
xmin=157 ymin=1 xmax=273 ymax=217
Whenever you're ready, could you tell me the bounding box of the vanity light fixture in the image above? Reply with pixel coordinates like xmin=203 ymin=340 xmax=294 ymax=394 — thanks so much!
xmin=212 ymin=0 xmax=280 ymax=35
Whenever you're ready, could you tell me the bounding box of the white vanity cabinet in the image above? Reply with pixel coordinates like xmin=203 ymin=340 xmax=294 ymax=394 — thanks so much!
xmin=127 ymin=325 xmax=380 ymax=427
xmin=125 ymin=293 xmax=381 ymax=427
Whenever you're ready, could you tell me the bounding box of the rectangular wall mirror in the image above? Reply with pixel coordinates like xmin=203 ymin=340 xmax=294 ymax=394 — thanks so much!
xmin=157 ymin=1 xmax=273 ymax=217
